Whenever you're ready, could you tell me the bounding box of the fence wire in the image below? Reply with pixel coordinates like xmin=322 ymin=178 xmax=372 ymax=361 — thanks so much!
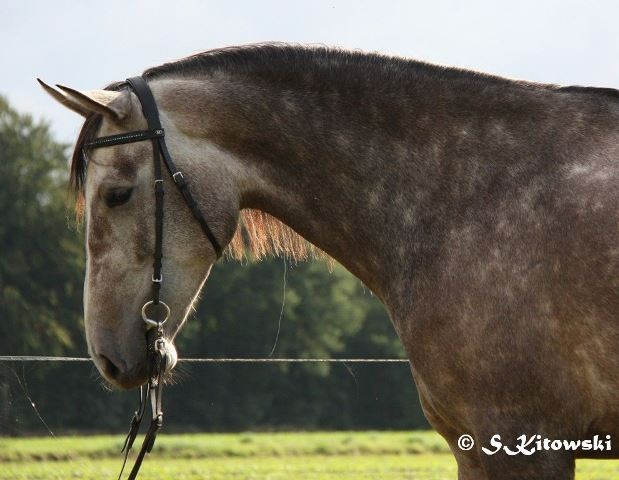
xmin=0 ymin=356 xmax=409 ymax=363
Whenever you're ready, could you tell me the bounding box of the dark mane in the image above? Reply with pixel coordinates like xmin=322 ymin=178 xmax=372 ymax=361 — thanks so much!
xmin=70 ymin=44 xmax=619 ymax=259
xmin=555 ymin=85 xmax=619 ymax=100
xmin=74 ymin=43 xmax=619 ymax=204
xmin=144 ymin=43 xmax=619 ymax=100
xmin=70 ymin=113 xmax=100 ymax=215
xmin=143 ymin=43 xmax=522 ymax=88
xmin=74 ymin=44 xmax=517 ymax=221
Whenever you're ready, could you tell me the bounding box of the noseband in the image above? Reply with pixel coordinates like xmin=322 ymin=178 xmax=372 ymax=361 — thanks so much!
xmin=84 ymin=76 xmax=222 ymax=479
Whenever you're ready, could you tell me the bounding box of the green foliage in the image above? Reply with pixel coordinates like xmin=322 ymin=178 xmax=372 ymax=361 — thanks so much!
xmin=0 ymin=96 xmax=84 ymax=356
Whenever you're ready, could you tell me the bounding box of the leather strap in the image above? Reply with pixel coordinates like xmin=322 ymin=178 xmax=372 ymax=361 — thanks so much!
xmin=117 ymin=385 xmax=147 ymax=479
xmin=124 ymin=327 xmax=167 ymax=480
xmin=117 ymin=327 xmax=167 ymax=480
xmin=126 ymin=77 xmax=223 ymax=258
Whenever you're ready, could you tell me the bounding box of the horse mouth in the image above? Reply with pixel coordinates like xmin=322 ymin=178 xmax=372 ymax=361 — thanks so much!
xmin=95 ymin=340 xmax=178 ymax=390
xmin=97 ymin=354 xmax=149 ymax=389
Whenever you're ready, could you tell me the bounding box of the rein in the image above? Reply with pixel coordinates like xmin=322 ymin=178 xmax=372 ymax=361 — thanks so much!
xmin=84 ymin=76 xmax=222 ymax=479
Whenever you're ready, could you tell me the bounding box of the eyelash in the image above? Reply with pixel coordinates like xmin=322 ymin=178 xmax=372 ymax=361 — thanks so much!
xmin=105 ymin=187 xmax=134 ymax=208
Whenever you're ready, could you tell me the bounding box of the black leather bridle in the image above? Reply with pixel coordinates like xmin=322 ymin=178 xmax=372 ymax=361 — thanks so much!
xmin=84 ymin=76 xmax=222 ymax=479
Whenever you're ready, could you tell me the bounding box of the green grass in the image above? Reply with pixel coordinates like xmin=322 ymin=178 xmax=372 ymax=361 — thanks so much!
xmin=0 ymin=431 xmax=448 ymax=462
xmin=0 ymin=432 xmax=617 ymax=479
xmin=1 ymin=455 xmax=457 ymax=480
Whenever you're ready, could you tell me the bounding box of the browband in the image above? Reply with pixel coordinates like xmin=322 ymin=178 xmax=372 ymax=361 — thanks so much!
xmin=84 ymin=129 xmax=164 ymax=149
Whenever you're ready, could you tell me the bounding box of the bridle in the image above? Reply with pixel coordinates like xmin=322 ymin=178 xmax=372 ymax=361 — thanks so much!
xmin=84 ymin=76 xmax=222 ymax=479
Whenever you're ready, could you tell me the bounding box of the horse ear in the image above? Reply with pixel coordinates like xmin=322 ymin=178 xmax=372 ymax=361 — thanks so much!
xmin=37 ymin=78 xmax=90 ymax=117
xmin=55 ymin=84 xmax=131 ymax=120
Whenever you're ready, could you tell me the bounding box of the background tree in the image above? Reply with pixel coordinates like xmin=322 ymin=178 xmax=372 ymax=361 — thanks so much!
xmin=0 ymin=96 xmax=84 ymax=356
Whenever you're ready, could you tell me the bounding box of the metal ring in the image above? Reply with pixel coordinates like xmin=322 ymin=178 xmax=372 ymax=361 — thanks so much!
xmin=141 ymin=300 xmax=170 ymax=329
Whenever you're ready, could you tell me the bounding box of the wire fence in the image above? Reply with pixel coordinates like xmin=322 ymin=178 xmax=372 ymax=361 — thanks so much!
xmin=0 ymin=356 xmax=410 ymax=363
xmin=0 ymin=355 xmax=416 ymax=437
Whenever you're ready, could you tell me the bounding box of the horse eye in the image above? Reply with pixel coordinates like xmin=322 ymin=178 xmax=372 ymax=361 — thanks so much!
xmin=105 ymin=187 xmax=134 ymax=208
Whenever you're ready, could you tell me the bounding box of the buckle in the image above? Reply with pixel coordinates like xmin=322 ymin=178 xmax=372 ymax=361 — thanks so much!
xmin=172 ymin=171 xmax=185 ymax=185
xmin=152 ymin=274 xmax=162 ymax=283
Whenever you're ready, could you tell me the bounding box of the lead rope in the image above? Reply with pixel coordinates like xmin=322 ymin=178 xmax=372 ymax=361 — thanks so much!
xmin=117 ymin=384 xmax=147 ymax=477
xmin=118 ymin=321 xmax=168 ymax=480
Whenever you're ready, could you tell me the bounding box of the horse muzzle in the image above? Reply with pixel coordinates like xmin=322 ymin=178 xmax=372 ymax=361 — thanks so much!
xmin=93 ymin=337 xmax=177 ymax=389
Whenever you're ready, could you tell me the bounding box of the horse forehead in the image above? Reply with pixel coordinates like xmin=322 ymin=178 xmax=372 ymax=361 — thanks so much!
xmin=86 ymin=146 xmax=144 ymax=188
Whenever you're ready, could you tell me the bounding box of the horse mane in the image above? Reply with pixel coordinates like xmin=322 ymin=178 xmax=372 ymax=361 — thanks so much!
xmin=70 ymin=44 xmax=619 ymax=262
xmin=71 ymin=43 xmax=511 ymax=263
xmin=142 ymin=42 xmax=522 ymax=87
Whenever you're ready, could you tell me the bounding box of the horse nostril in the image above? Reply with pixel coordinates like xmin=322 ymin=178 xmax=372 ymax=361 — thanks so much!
xmin=99 ymin=354 xmax=121 ymax=379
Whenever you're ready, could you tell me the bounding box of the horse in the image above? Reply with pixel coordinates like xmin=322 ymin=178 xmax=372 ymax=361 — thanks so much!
xmin=40 ymin=44 xmax=618 ymax=479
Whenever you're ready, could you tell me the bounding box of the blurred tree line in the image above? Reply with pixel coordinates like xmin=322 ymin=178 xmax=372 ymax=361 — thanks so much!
xmin=0 ymin=96 xmax=428 ymax=435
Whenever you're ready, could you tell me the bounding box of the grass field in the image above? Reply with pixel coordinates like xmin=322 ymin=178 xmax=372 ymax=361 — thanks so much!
xmin=1 ymin=431 xmax=618 ymax=479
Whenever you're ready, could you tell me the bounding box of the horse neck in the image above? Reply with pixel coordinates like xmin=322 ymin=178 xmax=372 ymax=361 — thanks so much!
xmin=152 ymin=73 xmax=454 ymax=313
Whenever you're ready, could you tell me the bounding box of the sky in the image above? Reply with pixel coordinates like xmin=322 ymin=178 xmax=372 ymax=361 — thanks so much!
xmin=2 ymin=0 xmax=619 ymax=144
